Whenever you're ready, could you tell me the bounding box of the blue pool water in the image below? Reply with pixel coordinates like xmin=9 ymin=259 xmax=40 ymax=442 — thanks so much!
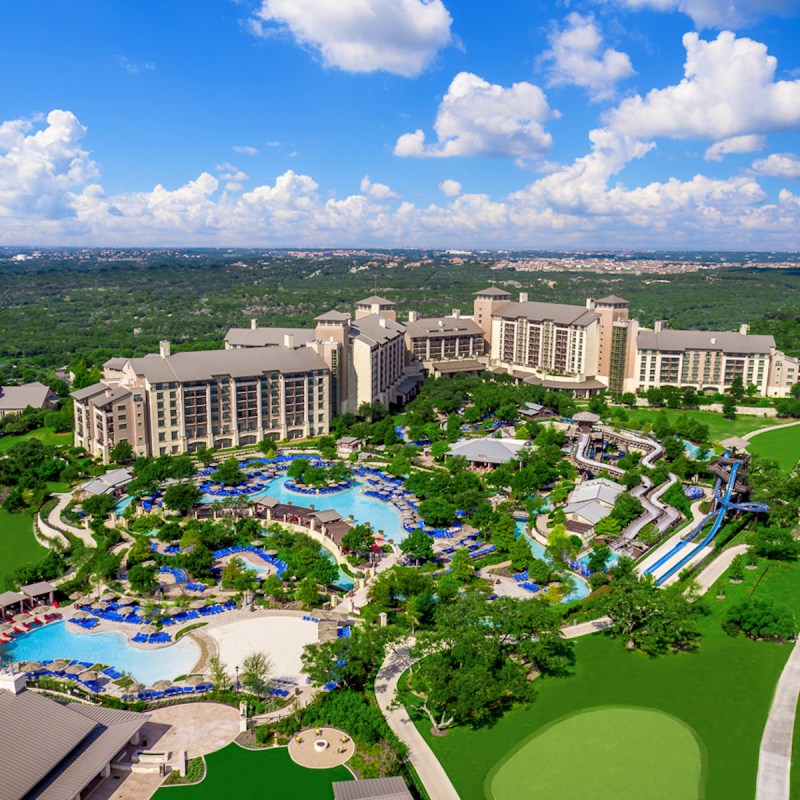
xmin=247 ymin=476 xmax=407 ymax=543
xmin=514 ymin=521 xmax=590 ymax=602
xmin=114 ymin=495 xmax=135 ymax=515
xmin=6 ymin=621 xmax=200 ymax=684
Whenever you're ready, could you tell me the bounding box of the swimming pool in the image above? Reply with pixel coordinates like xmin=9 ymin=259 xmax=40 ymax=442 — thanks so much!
xmin=248 ymin=475 xmax=407 ymax=544
xmin=114 ymin=495 xmax=135 ymax=515
xmin=514 ymin=521 xmax=591 ymax=602
xmin=6 ymin=620 xmax=201 ymax=684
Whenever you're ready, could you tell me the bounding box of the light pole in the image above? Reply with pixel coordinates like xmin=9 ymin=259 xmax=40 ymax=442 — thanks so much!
xmin=235 ymin=665 xmax=239 ymax=693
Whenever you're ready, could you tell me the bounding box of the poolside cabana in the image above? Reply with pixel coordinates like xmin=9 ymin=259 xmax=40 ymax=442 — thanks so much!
xmin=719 ymin=436 xmax=750 ymax=452
xmin=0 ymin=591 xmax=25 ymax=617
xmin=21 ymin=580 xmax=56 ymax=607
xmin=573 ymin=411 xmax=601 ymax=433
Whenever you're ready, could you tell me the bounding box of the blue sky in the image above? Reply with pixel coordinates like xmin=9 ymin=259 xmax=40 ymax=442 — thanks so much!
xmin=2 ymin=0 xmax=800 ymax=248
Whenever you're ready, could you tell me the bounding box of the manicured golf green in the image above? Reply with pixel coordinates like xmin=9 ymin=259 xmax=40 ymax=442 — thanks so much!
xmin=154 ymin=744 xmax=353 ymax=799
xmin=746 ymin=423 xmax=800 ymax=472
xmin=0 ymin=427 xmax=72 ymax=453
xmin=489 ymin=707 xmax=703 ymax=800
xmin=0 ymin=509 xmax=45 ymax=588
xmin=414 ymin=558 xmax=800 ymax=800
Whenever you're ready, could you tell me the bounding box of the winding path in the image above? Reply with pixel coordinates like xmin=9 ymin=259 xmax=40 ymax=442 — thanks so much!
xmin=743 ymin=419 xmax=800 ymax=441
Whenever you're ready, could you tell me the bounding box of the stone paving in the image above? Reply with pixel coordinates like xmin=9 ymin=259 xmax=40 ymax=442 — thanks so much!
xmin=287 ymin=727 xmax=354 ymax=769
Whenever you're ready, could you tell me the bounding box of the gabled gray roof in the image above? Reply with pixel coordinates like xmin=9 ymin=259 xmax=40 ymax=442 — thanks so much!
xmin=474 ymin=286 xmax=511 ymax=297
xmin=493 ymin=301 xmax=598 ymax=327
xmin=448 ymin=437 xmax=527 ymax=464
xmin=564 ymin=499 xmax=613 ymax=526
xmin=569 ymin=478 xmax=624 ymax=506
xmin=315 ymin=310 xmax=351 ymax=322
xmin=637 ymin=328 xmax=775 ymax=355
xmin=356 ymin=295 xmax=394 ymax=306
xmin=0 ymin=382 xmax=57 ymax=412
xmin=351 ymin=314 xmax=406 ymax=346
xmin=121 ymin=346 xmax=329 ymax=384
xmin=20 ymin=581 xmax=56 ymax=597
xmin=332 ymin=776 xmax=413 ymax=800
xmin=70 ymin=382 xmax=110 ymax=402
xmin=405 ymin=316 xmax=483 ymax=338
xmin=224 ymin=327 xmax=315 ymax=348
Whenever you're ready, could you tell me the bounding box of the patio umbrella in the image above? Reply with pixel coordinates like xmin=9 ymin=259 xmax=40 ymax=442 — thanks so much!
xmin=24 ymin=661 xmax=43 ymax=672
xmin=13 ymin=613 xmax=31 ymax=623
xmin=64 ymin=664 xmax=84 ymax=676
xmin=142 ymin=560 xmax=156 ymax=568
xmin=167 ymin=606 xmax=184 ymax=615
xmin=189 ymin=599 xmax=206 ymax=609
xmin=128 ymin=682 xmax=145 ymax=693
xmin=31 ymin=605 xmax=52 ymax=616
xmin=69 ymin=591 xmax=83 ymax=601
xmin=185 ymin=675 xmax=205 ymax=686
xmin=100 ymin=592 xmax=117 ymax=602
xmin=51 ymin=659 xmax=70 ymax=670
xmin=153 ymin=679 xmax=172 ymax=691
xmin=140 ymin=624 xmax=157 ymax=634
xmin=265 ymin=549 xmax=278 ymax=556
xmin=71 ymin=610 xmax=89 ymax=619
xmin=251 ymin=539 xmax=263 ymax=547
xmin=0 ymin=622 xmax=12 ymax=634
xmin=79 ymin=670 xmax=99 ymax=682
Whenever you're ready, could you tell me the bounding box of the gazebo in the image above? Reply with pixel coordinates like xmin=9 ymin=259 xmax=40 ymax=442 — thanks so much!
xmin=21 ymin=581 xmax=56 ymax=607
xmin=573 ymin=411 xmax=601 ymax=433
xmin=719 ymin=436 xmax=750 ymax=452
xmin=0 ymin=591 xmax=25 ymax=617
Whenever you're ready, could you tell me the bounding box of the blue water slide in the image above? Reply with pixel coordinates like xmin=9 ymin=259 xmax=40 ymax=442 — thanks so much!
xmin=655 ymin=460 xmax=740 ymax=585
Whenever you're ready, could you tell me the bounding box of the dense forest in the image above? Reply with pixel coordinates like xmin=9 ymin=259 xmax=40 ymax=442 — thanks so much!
xmin=1 ymin=249 xmax=799 ymax=382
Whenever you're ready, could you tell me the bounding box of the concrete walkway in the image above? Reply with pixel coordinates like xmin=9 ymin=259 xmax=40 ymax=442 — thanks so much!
xmin=757 ymin=637 xmax=800 ymax=800
xmin=693 ymin=543 xmax=749 ymax=594
xmin=49 ymin=492 xmax=95 ymax=546
xmin=375 ymin=641 xmax=461 ymax=800
xmin=744 ymin=420 xmax=800 ymax=441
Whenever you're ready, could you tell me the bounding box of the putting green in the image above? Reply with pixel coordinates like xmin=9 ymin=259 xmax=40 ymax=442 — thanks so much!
xmin=488 ymin=706 xmax=704 ymax=800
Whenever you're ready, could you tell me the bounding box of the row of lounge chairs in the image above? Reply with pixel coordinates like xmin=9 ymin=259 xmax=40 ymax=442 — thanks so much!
xmin=470 ymin=545 xmax=496 ymax=559
xmin=185 ymin=582 xmax=206 ymax=592
xmin=69 ymin=617 xmax=99 ymax=629
xmin=284 ymin=479 xmax=351 ymax=495
xmin=136 ymin=684 xmax=213 ymax=700
xmin=132 ymin=631 xmax=171 ymax=644
xmin=158 ymin=565 xmax=187 ymax=583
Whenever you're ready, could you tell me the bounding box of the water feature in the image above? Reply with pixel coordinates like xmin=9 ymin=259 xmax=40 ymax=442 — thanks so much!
xmin=114 ymin=495 xmax=135 ymax=515
xmin=6 ymin=620 xmax=200 ymax=684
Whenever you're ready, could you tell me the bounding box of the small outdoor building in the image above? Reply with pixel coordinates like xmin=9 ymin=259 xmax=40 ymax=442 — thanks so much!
xmin=332 ymin=776 xmax=413 ymax=800
xmin=0 ymin=591 xmax=25 ymax=616
xmin=336 ymin=436 xmax=364 ymax=457
xmin=573 ymin=411 xmax=601 ymax=433
xmin=447 ymin=437 xmax=529 ymax=469
xmin=519 ymin=401 xmax=553 ymax=419
xmin=77 ymin=468 xmax=133 ymax=498
xmin=719 ymin=436 xmax=750 ymax=452
xmin=21 ymin=580 xmax=57 ymax=606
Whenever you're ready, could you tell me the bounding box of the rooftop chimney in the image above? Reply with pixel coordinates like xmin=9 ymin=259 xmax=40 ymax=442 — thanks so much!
xmin=438 ymin=320 xmax=444 ymax=328
xmin=586 ymin=298 xmax=596 ymax=309
xmin=710 ymin=337 xmax=717 ymax=345
xmin=739 ymin=323 xmax=750 ymax=336
xmin=654 ymin=320 xmax=665 ymax=333
xmin=159 ymin=340 xmax=171 ymax=358
xmin=378 ymin=317 xmax=387 ymax=328
xmin=408 ymin=310 xmax=419 ymax=323
xmin=519 ymin=292 xmax=528 ymax=303
xmin=250 ymin=318 xmax=257 ymax=330
xmin=451 ymin=308 xmax=461 ymax=319
xmin=283 ymin=333 xmax=295 ymax=349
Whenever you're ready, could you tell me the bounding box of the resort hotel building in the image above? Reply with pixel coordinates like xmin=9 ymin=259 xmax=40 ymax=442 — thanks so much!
xmin=73 ymin=290 xmax=799 ymax=460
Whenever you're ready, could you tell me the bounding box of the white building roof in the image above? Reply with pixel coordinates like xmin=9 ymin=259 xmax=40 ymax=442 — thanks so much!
xmin=564 ymin=499 xmax=613 ymax=526
xmin=568 ymin=477 xmax=624 ymax=507
xmin=448 ymin=437 xmax=528 ymax=465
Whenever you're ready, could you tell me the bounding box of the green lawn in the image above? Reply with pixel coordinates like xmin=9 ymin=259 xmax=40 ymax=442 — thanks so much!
xmin=0 ymin=427 xmax=73 ymax=452
xmin=746 ymin=423 xmax=800 ymax=472
xmin=620 ymin=407 xmax=792 ymax=443
xmin=154 ymin=744 xmax=353 ymax=799
xmin=412 ymin=557 xmax=800 ymax=800
xmin=0 ymin=508 xmax=45 ymax=588
xmin=488 ymin=707 xmax=704 ymax=800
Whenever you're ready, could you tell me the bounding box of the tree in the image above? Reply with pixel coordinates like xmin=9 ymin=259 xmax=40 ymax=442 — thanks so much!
xmin=258 ymin=438 xmax=277 ymax=459
xmin=241 ymin=651 xmax=272 ymax=696
xmin=127 ymin=563 xmax=157 ymax=594
xmin=221 ymin=557 xmax=247 ymax=589
xmin=728 ymin=554 xmax=745 ymax=582
xmin=587 ymin=544 xmax=612 ymax=573
xmin=163 ymin=483 xmax=202 ymax=515
xmin=546 ymin=524 xmax=579 ymax=562
xmin=509 ymin=536 xmax=532 ymax=572
xmin=110 ymin=440 xmax=134 ymax=464
xmin=620 ymin=392 xmax=637 ymax=408
xmin=593 ymin=516 xmax=622 ymax=539
xmin=449 ymin=548 xmax=475 ymax=583
xmin=262 ymin=573 xmax=286 ymax=605
xmin=387 ymin=452 xmax=411 ymax=478
xmin=490 ymin=514 xmax=517 ymax=553
xmin=209 ymin=655 xmax=232 ymax=691
xmin=610 ymin=492 xmax=644 ymax=527
xmin=724 ymin=598 xmax=796 ymax=641
xmin=430 ymin=440 xmax=450 ymax=462
xmin=753 ymin=527 xmax=800 ymax=561
xmin=400 ymin=529 xmax=434 ymax=565
xmin=302 ymin=626 xmax=387 ymax=692
xmin=213 ymin=456 xmax=245 ymax=486
xmin=721 ymin=396 xmax=737 ymax=420
xmin=419 ymin=496 xmax=455 ymax=527
xmin=195 ymin=446 xmax=216 ymax=466
xmin=81 ymin=493 xmax=117 ymax=519
xmin=342 ymin=523 xmax=375 ymax=562
xmin=296 ymin=575 xmax=320 ymax=609
xmin=729 ymin=375 xmax=745 ymax=398
xmin=600 ymin=573 xmax=700 ymax=654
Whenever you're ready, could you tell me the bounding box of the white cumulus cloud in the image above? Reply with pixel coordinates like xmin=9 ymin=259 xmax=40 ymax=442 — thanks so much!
xmin=704 ymin=134 xmax=766 ymax=161
xmin=542 ymin=13 xmax=634 ymax=101
xmin=233 ymin=145 xmax=259 ymax=156
xmin=611 ymin=0 xmax=798 ymax=29
xmin=360 ymin=175 xmax=398 ymax=200
xmin=606 ymin=32 xmax=800 ymax=142
xmin=394 ymin=72 xmax=557 ymax=162
xmin=250 ymin=0 xmax=452 ymax=77
xmin=439 ymin=179 xmax=462 ymax=196
xmin=751 ymin=153 xmax=800 ymax=179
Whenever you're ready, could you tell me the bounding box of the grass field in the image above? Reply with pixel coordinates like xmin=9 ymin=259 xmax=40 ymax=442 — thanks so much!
xmin=412 ymin=557 xmax=800 ymax=800
xmin=488 ymin=707 xmax=704 ymax=800
xmin=746 ymin=423 xmax=800 ymax=472
xmin=620 ymin=408 xmax=792 ymax=443
xmin=0 ymin=427 xmax=72 ymax=453
xmin=154 ymin=744 xmax=353 ymax=799
xmin=0 ymin=508 xmax=45 ymax=588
